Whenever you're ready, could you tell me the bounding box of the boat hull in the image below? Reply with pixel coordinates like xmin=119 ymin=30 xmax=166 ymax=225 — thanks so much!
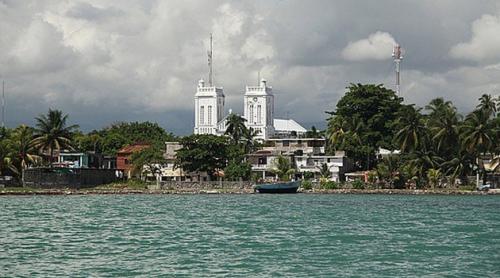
xmin=254 ymin=181 xmax=300 ymax=194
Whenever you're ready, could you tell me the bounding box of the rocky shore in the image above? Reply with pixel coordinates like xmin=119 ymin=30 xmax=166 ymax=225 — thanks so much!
xmin=1 ymin=187 xmax=499 ymax=196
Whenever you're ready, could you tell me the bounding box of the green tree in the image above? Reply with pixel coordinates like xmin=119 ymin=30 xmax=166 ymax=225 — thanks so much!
xmin=32 ymin=109 xmax=79 ymax=165
xmin=225 ymin=113 xmax=247 ymax=143
xmin=97 ymin=121 xmax=175 ymax=155
xmin=318 ymin=163 xmax=332 ymax=179
xmin=224 ymin=160 xmax=252 ymax=181
xmin=477 ymin=94 xmax=497 ymax=118
xmin=394 ymin=105 xmax=428 ymax=153
xmin=271 ymin=155 xmax=295 ymax=181
xmin=130 ymin=146 xmax=166 ymax=180
xmin=461 ymin=110 xmax=494 ymax=155
xmin=0 ymin=138 xmax=15 ymax=176
xmin=427 ymin=103 xmax=460 ymax=157
xmin=326 ymin=84 xmax=404 ymax=170
xmin=9 ymin=125 xmax=41 ymax=183
xmin=174 ymin=134 xmax=229 ymax=179
xmin=427 ymin=168 xmax=441 ymax=189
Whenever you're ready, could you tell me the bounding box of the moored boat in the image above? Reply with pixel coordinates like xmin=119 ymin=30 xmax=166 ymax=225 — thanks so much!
xmin=253 ymin=180 xmax=301 ymax=193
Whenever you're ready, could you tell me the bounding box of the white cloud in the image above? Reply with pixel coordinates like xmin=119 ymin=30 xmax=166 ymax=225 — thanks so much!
xmin=341 ymin=31 xmax=397 ymax=61
xmin=450 ymin=14 xmax=500 ymax=61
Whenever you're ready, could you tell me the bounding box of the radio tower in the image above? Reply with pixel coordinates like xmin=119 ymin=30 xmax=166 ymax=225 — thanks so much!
xmin=392 ymin=44 xmax=403 ymax=95
xmin=1 ymin=81 xmax=4 ymax=128
xmin=207 ymin=33 xmax=213 ymax=86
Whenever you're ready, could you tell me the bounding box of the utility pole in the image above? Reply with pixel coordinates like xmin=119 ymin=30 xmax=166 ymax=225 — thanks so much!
xmin=392 ymin=44 xmax=403 ymax=95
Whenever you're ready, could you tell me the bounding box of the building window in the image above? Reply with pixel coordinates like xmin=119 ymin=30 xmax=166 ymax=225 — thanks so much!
xmin=258 ymin=157 xmax=267 ymax=165
xmin=208 ymin=106 xmax=212 ymax=125
xmin=200 ymin=106 xmax=205 ymax=125
xmin=249 ymin=105 xmax=254 ymax=123
xmin=257 ymin=105 xmax=262 ymax=124
xmin=283 ymin=140 xmax=289 ymax=147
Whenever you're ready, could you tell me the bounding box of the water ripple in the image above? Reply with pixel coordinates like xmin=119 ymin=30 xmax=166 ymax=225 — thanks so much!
xmin=1 ymin=194 xmax=499 ymax=277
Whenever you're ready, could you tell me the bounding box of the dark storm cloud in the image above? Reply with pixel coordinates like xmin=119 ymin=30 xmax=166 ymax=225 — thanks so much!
xmin=0 ymin=0 xmax=499 ymax=134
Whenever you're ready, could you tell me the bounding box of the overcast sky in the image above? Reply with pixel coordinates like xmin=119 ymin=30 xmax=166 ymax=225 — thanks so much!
xmin=1 ymin=0 xmax=500 ymax=134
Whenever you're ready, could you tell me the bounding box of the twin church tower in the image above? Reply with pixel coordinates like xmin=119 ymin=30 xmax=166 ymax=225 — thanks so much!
xmin=193 ymin=34 xmax=304 ymax=141
xmin=194 ymin=78 xmax=275 ymax=141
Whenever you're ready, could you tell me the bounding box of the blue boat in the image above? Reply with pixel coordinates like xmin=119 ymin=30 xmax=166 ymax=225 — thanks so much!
xmin=253 ymin=181 xmax=301 ymax=194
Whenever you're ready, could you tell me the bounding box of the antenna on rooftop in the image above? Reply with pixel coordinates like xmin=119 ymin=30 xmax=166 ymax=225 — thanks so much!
xmin=392 ymin=44 xmax=403 ymax=95
xmin=1 ymin=81 xmax=5 ymax=128
xmin=207 ymin=33 xmax=213 ymax=86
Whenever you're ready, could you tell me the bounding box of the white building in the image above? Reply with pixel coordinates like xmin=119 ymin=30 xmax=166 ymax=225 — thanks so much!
xmin=243 ymin=79 xmax=274 ymax=141
xmin=193 ymin=79 xmax=225 ymax=135
xmin=194 ymin=78 xmax=305 ymax=140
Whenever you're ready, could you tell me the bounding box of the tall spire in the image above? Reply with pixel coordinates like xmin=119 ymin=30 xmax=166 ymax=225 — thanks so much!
xmin=207 ymin=33 xmax=213 ymax=86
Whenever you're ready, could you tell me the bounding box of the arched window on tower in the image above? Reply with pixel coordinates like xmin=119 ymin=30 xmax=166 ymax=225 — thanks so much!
xmin=200 ymin=106 xmax=205 ymax=125
xmin=208 ymin=106 xmax=212 ymax=125
xmin=249 ymin=104 xmax=254 ymax=123
xmin=257 ymin=105 xmax=262 ymax=124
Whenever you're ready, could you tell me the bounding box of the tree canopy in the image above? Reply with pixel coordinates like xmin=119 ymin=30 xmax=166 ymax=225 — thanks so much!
xmin=327 ymin=84 xmax=404 ymax=169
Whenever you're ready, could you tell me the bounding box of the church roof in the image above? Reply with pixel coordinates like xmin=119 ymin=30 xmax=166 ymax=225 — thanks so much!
xmin=273 ymin=119 xmax=307 ymax=133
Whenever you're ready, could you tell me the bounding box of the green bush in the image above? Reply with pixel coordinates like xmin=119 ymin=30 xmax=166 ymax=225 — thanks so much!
xmin=301 ymin=180 xmax=312 ymax=190
xmin=322 ymin=181 xmax=339 ymax=190
xmin=303 ymin=171 xmax=314 ymax=180
xmin=352 ymin=179 xmax=365 ymax=189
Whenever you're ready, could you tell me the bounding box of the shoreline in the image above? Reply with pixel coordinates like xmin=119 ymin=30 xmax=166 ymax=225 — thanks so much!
xmin=1 ymin=188 xmax=498 ymax=196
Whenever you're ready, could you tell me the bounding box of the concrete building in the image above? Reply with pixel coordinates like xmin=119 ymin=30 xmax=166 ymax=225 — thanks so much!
xmin=248 ymin=137 xmax=352 ymax=182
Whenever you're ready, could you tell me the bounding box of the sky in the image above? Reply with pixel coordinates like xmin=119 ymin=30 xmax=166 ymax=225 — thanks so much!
xmin=1 ymin=0 xmax=500 ymax=135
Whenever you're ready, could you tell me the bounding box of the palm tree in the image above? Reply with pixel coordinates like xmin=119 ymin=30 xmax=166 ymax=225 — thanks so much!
xmin=395 ymin=106 xmax=427 ymax=153
xmin=9 ymin=125 xmax=41 ymax=183
xmin=225 ymin=113 xmax=247 ymax=143
xmin=440 ymin=150 xmax=474 ymax=187
xmin=427 ymin=168 xmax=441 ymax=189
xmin=0 ymin=139 xmax=16 ymax=176
xmin=476 ymin=94 xmax=497 ymax=119
xmin=426 ymin=98 xmax=454 ymax=121
xmin=327 ymin=116 xmax=364 ymax=149
xmin=32 ymin=109 xmax=79 ymax=166
xmin=318 ymin=163 xmax=332 ymax=179
xmin=429 ymin=107 xmax=460 ymax=155
xmin=271 ymin=155 xmax=295 ymax=181
xmin=242 ymin=127 xmax=259 ymax=153
xmin=461 ymin=110 xmax=493 ymax=154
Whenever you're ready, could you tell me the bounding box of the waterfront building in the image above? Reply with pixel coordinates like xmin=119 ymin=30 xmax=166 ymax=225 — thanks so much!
xmin=116 ymin=143 xmax=150 ymax=178
xmin=248 ymin=137 xmax=352 ymax=181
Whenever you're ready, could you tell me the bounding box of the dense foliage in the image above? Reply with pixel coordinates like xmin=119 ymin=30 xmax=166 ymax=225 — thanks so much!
xmin=327 ymin=85 xmax=499 ymax=189
xmin=0 ymin=109 xmax=174 ymax=183
xmin=327 ymin=84 xmax=404 ymax=169
xmin=75 ymin=121 xmax=176 ymax=155
xmin=174 ymin=134 xmax=230 ymax=179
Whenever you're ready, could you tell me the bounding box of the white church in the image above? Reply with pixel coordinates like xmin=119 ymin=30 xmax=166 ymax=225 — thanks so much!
xmin=193 ymin=78 xmax=306 ymax=141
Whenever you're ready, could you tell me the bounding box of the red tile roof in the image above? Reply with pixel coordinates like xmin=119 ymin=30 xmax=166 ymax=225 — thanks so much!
xmin=117 ymin=144 xmax=150 ymax=154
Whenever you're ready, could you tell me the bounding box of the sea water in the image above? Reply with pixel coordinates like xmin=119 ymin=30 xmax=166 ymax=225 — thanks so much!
xmin=1 ymin=194 xmax=499 ymax=277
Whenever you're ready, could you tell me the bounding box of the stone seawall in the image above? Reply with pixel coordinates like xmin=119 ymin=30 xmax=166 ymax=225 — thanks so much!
xmin=23 ymin=168 xmax=119 ymax=189
xmin=158 ymin=181 xmax=253 ymax=190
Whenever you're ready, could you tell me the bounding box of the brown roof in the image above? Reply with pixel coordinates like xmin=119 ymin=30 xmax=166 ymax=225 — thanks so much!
xmin=117 ymin=144 xmax=150 ymax=154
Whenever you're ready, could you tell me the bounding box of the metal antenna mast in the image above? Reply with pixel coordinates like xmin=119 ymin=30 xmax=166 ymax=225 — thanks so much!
xmin=208 ymin=33 xmax=213 ymax=86
xmin=392 ymin=44 xmax=403 ymax=95
xmin=1 ymin=81 xmax=4 ymax=128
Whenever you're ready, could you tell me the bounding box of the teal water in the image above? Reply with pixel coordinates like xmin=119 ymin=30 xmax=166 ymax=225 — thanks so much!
xmin=1 ymin=195 xmax=499 ymax=277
